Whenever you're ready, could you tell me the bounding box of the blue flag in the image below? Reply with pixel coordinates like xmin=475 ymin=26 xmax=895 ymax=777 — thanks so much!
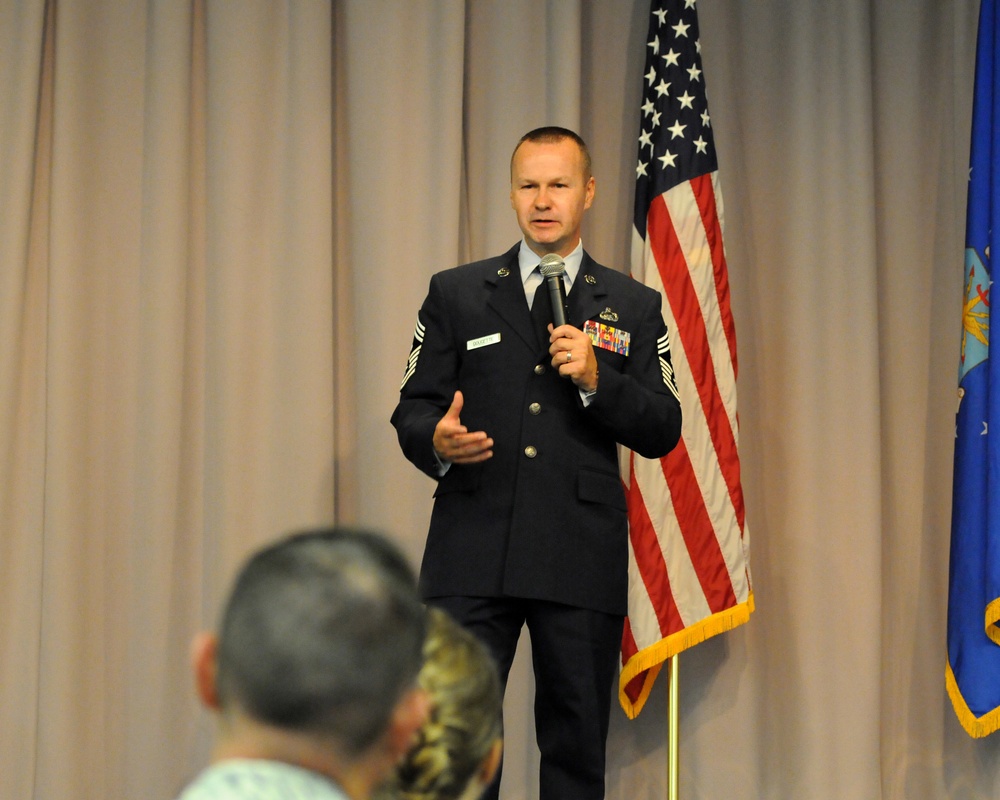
xmin=947 ymin=0 xmax=1000 ymax=739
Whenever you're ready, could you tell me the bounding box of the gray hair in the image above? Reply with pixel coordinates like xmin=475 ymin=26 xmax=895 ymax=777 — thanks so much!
xmin=215 ymin=527 xmax=427 ymax=755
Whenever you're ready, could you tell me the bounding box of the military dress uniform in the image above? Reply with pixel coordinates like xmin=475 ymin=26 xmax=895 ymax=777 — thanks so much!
xmin=391 ymin=241 xmax=681 ymax=800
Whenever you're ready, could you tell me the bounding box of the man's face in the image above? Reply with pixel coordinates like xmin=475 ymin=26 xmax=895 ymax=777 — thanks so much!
xmin=509 ymin=137 xmax=595 ymax=257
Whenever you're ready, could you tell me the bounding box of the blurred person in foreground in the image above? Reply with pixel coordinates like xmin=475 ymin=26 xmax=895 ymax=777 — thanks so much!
xmin=175 ymin=527 xmax=429 ymax=800
xmin=376 ymin=606 xmax=503 ymax=800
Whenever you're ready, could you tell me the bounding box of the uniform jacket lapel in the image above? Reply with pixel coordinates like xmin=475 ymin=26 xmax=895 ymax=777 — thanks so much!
xmin=568 ymin=251 xmax=610 ymax=328
xmin=485 ymin=246 xmax=539 ymax=351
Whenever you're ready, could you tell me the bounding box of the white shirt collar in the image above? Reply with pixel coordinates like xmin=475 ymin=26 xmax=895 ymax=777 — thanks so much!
xmin=517 ymin=239 xmax=584 ymax=291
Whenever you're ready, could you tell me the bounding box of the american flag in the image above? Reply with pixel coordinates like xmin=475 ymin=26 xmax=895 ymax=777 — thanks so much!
xmin=619 ymin=0 xmax=753 ymax=718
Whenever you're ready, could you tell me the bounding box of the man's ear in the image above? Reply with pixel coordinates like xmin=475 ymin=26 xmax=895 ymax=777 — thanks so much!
xmin=385 ymin=686 xmax=430 ymax=762
xmin=191 ymin=632 xmax=220 ymax=711
xmin=479 ymin=738 xmax=503 ymax=785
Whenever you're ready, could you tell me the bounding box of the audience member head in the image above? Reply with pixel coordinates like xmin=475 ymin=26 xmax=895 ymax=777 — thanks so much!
xmin=191 ymin=526 xmax=429 ymax=796
xmin=377 ymin=607 xmax=503 ymax=800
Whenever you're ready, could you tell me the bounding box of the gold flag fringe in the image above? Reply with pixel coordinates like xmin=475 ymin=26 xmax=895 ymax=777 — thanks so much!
xmin=619 ymin=592 xmax=755 ymax=719
xmin=946 ymin=660 xmax=1000 ymax=738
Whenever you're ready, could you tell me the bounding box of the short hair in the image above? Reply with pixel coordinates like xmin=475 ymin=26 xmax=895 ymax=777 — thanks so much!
xmin=510 ymin=125 xmax=592 ymax=179
xmin=214 ymin=527 xmax=427 ymax=755
xmin=378 ymin=607 xmax=502 ymax=800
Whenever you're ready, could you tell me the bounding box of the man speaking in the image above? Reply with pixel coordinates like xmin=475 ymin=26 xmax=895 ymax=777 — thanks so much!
xmin=392 ymin=126 xmax=682 ymax=799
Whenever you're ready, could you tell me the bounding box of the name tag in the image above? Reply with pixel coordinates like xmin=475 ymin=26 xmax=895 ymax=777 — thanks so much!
xmin=467 ymin=333 xmax=501 ymax=351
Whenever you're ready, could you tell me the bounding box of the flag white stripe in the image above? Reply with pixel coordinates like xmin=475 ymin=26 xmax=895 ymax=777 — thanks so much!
xmin=632 ymin=456 xmax=714 ymax=625
xmin=631 ymin=207 xmax=749 ymax=613
xmin=626 ymin=525 xmax=659 ymax=624
xmin=662 ymin=180 xmax=739 ymax=431
xmin=657 ymin=180 xmax=749 ymax=595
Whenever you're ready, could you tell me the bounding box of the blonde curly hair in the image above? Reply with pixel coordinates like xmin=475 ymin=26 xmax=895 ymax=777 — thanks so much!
xmin=377 ymin=607 xmax=502 ymax=800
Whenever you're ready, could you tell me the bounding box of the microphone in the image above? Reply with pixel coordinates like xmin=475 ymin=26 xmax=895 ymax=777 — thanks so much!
xmin=539 ymin=253 xmax=568 ymax=328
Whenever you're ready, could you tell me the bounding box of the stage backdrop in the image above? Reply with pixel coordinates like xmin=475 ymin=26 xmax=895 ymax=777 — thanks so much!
xmin=2 ymin=1 xmax=997 ymax=797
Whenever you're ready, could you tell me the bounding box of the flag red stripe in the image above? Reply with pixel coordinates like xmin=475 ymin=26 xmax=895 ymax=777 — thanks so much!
xmin=648 ymin=192 xmax=746 ymax=534
xmin=690 ymin=176 xmax=748 ymax=532
xmin=626 ymin=462 xmax=683 ymax=636
xmin=660 ymin=437 xmax=738 ymax=612
xmin=691 ymin=174 xmax=739 ymax=376
xmin=621 ymin=616 xmax=639 ymax=662
xmin=620 ymin=619 xmax=648 ymax=704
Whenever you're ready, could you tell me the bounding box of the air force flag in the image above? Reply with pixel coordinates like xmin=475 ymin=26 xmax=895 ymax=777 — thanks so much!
xmin=947 ymin=0 xmax=1000 ymax=739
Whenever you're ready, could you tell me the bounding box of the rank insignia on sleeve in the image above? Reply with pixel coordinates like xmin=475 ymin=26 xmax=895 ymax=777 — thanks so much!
xmin=400 ymin=315 xmax=424 ymax=389
xmin=584 ymin=319 xmax=630 ymax=356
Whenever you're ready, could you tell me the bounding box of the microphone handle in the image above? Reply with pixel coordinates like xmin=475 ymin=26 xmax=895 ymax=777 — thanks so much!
xmin=545 ymin=274 xmax=568 ymax=328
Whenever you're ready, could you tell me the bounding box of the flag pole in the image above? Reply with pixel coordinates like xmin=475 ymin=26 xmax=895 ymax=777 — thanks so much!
xmin=668 ymin=654 xmax=679 ymax=800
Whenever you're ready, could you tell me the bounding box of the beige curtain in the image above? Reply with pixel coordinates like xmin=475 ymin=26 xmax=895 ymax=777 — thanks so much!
xmin=1 ymin=0 xmax=995 ymax=797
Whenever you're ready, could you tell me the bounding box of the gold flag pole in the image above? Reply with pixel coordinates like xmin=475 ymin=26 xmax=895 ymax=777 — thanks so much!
xmin=668 ymin=654 xmax=679 ymax=800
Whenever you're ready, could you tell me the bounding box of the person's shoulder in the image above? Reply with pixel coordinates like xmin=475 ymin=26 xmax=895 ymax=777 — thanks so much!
xmin=434 ymin=244 xmax=520 ymax=284
xmin=582 ymin=253 xmax=659 ymax=298
xmin=175 ymin=760 xmax=346 ymax=800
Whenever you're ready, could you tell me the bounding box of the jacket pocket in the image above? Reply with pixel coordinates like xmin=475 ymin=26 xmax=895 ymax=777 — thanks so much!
xmin=577 ymin=468 xmax=627 ymax=511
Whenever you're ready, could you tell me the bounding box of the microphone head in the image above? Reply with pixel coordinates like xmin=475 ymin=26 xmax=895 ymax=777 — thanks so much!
xmin=539 ymin=253 xmax=566 ymax=278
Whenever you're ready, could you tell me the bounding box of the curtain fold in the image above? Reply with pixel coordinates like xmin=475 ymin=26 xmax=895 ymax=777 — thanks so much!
xmin=1 ymin=2 xmax=334 ymax=795
xmin=701 ymin=4 xmax=887 ymax=794
xmin=0 ymin=0 xmax=994 ymax=797
xmin=0 ymin=4 xmax=49 ymax=798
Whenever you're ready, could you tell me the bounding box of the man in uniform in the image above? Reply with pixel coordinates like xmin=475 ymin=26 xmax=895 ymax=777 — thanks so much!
xmin=391 ymin=126 xmax=681 ymax=799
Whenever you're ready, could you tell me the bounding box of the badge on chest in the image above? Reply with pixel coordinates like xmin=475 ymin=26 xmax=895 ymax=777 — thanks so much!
xmin=584 ymin=320 xmax=630 ymax=356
